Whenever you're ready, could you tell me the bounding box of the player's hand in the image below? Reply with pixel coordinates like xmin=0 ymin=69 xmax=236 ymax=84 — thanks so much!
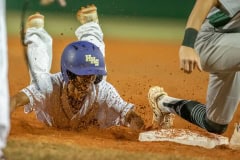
xmin=40 ymin=0 xmax=66 ymax=7
xmin=125 ymin=110 xmax=145 ymax=131
xmin=179 ymin=46 xmax=202 ymax=73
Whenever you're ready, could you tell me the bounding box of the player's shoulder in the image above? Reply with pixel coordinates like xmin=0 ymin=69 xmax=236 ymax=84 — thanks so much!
xmin=96 ymin=79 xmax=109 ymax=87
xmin=97 ymin=80 xmax=117 ymax=93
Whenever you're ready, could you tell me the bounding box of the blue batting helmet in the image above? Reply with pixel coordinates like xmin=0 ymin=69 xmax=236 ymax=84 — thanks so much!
xmin=61 ymin=41 xmax=107 ymax=83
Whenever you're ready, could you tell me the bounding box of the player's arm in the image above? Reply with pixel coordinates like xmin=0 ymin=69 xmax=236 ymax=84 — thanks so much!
xmin=10 ymin=92 xmax=30 ymax=113
xmin=179 ymin=0 xmax=219 ymax=73
xmin=101 ymin=81 xmax=144 ymax=130
xmin=125 ymin=109 xmax=144 ymax=131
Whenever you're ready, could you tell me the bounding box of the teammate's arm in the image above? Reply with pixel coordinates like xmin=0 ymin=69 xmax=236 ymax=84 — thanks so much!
xmin=10 ymin=92 xmax=30 ymax=113
xmin=179 ymin=0 xmax=219 ymax=73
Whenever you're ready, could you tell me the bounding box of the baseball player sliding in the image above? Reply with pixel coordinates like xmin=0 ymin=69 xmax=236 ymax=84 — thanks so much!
xmin=149 ymin=0 xmax=240 ymax=136
xmin=10 ymin=4 xmax=144 ymax=131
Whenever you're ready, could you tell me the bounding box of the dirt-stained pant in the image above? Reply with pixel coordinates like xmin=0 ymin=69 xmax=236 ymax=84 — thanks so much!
xmin=24 ymin=27 xmax=53 ymax=93
xmin=0 ymin=0 xmax=10 ymax=151
xmin=75 ymin=22 xmax=105 ymax=57
xmin=195 ymin=19 xmax=240 ymax=125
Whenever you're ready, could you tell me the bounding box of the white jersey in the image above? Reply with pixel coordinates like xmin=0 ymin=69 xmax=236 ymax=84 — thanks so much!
xmin=21 ymin=72 xmax=133 ymax=129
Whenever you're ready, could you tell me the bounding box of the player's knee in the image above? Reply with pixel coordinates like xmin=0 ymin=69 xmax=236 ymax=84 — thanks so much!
xmin=204 ymin=118 xmax=228 ymax=134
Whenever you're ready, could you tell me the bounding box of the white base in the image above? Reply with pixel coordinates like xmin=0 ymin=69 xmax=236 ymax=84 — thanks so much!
xmin=139 ymin=129 xmax=229 ymax=149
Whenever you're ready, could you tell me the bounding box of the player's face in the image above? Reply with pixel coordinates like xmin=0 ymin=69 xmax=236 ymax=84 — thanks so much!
xmin=67 ymin=74 xmax=96 ymax=100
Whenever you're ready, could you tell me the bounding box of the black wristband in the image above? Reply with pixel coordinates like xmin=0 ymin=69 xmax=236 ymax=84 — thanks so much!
xmin=182 ymin=28 xmax=198 ymax=48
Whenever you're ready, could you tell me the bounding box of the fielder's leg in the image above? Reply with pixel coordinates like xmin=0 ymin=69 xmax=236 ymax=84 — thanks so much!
xmin=193 ymin=20 xmax=240 ymax=134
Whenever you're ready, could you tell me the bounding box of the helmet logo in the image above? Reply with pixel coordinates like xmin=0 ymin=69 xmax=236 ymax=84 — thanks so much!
xmin=85 ymin=54 xmax=99 ymax=66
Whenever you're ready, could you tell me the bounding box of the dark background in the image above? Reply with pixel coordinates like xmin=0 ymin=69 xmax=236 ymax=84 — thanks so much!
xmin=7 ymin=0 xmax=195 ymax=19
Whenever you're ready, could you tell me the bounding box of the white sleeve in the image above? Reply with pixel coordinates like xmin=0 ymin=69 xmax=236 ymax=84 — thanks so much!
xmin=98 ymin=81 xmax=134 ymax=125
xmin=20 ymin=73 xmax=62 ymax=127
xmin=21 ymin=73 xmax=62 ymax=113
xmin=21 ymin=84 xmax=46 ymax=114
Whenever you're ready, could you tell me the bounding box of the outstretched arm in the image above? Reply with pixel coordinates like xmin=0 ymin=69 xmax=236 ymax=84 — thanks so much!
xmin=10 ymin=92 xmax=30 ymax=114
xmin=179 ymin=0 xmax=218 ymax=73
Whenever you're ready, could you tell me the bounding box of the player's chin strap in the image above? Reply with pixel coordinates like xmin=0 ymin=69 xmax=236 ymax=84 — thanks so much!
xmin=20 ymin=0 xmax=40 ymax=90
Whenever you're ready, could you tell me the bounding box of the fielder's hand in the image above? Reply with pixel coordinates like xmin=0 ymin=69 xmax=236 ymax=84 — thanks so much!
xmin=40 ymin=0 xmax=66 ymax=7
xmin=179 ymin=46 xmax=202 ymax=73
xmin=125 ymin=110 xmax=144 ymax=131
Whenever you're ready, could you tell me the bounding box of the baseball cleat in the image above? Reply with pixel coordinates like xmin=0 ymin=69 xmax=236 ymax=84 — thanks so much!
xmin=76 ymin=4 xmax=99 ymax=24
xmin=148 ymin=86 xmax=175 ymax=129
xmin=26 ymin=12 xmax=44 ymax=29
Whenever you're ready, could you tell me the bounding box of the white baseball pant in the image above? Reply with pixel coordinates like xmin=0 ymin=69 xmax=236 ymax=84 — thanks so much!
xmin=24 ymin=27 xmax=53 ymax=93
xmin=75 ymin=22 xmax=107 ymax=80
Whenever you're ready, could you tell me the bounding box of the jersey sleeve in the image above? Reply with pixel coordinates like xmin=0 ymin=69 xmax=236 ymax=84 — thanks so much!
xmin=20 ymin=73 xmax=62 ymax=113
xmin=97 ymin=80 xmax=134 ymax=125
xmin=21 ymin=84 xmax=46 ymax=113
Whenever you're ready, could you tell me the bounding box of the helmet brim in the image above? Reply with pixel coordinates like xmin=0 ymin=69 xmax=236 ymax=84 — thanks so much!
xmin=68 ymin=67 xmax=107 ymax=76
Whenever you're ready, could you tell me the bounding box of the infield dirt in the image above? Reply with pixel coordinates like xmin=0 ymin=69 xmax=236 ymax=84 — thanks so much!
xmin=8 ymin=35 xmax=240 ymax=159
